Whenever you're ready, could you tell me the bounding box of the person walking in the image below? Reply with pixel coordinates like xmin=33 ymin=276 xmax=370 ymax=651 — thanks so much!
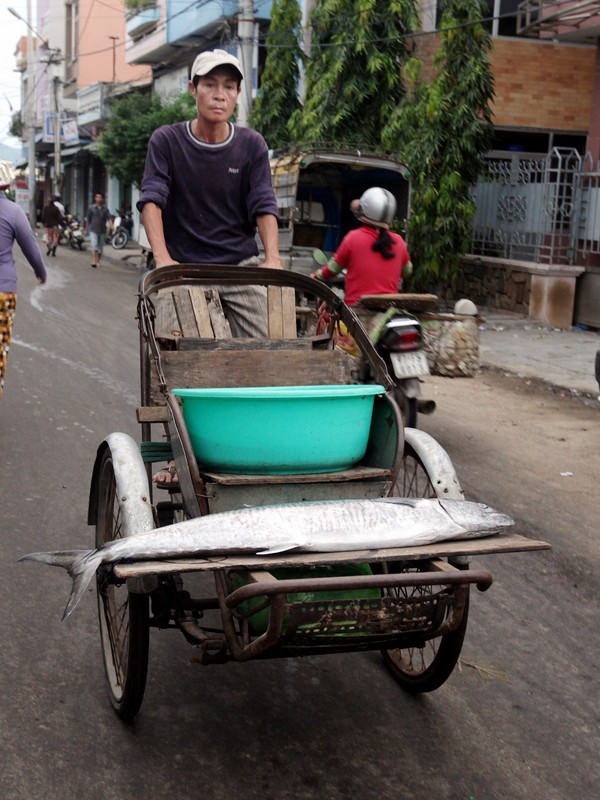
xmin=83 ymin=192 xmax=111 ymax=268
xmin=0 ymin=161 xmax=47 ymax=399
xmin=41 ymin=194 xmax=63 ymax=257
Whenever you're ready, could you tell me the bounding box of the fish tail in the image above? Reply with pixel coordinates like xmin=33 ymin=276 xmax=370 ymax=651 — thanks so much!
xmin=18 ymin=549 xmax=103 ymax=621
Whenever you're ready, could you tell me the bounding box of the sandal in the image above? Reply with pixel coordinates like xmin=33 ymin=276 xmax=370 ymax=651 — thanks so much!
xmin=153 ymin=461 xmax=179 ymax=485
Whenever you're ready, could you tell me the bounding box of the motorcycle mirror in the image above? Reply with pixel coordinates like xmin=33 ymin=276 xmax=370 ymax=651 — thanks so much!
xmin=312 ymin=248 xmax=328 ymax=266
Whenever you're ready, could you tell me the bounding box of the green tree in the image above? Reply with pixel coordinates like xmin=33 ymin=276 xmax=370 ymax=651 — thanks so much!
xmin=383 ymin=0 xmax=494 ymax=288
xmin=289 ymin=0 xmax=419 ymax=147
xmin=98 ymin=90 xmax=195 ymax=187
xmin=9 ymin=111 xmax=23 ymax=139
xmin=249 ymin=0 xmax=304 ymax=149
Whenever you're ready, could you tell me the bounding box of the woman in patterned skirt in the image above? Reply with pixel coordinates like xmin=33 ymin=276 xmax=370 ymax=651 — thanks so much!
xmin=0 ymin=161 xmax=47 ymax=398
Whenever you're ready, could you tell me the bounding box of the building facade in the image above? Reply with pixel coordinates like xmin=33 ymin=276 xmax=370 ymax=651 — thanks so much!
xmin=13 ymin=1 xmax=600 ymax=325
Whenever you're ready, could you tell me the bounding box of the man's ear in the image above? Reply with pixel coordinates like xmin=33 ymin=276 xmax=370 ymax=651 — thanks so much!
xmin=188 ymin=80 xmax=196 ymax=97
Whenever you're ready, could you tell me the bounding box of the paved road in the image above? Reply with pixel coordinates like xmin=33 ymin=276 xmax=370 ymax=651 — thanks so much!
xmin=1 ymin=244 xmax=598 ymax=800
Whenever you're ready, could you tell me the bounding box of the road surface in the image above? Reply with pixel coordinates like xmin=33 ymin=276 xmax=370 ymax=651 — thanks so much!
xmin=0 ymin=244 xmax=598 ymax=799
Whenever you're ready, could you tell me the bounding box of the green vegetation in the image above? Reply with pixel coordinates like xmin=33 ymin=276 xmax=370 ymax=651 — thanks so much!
xmin=289 ymin=0 xmax=419 ymax=147
xmin=9 ymin=112 xmax=23 ymax=140
xmin=98 ymin=91 xmax=195 ymax=187
xmin=383 ymin=0 xmax=494 ymax=287
xmin=249 ymin=0 xmax=305 ymax=149
xmin=124 ymin=0 xmax=156 ymax=13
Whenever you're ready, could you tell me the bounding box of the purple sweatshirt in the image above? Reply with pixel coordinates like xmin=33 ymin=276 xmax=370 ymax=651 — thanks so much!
xmin=0 ymin=193 xmax=47 ymax=293
xmin=137 ymin=122 xmax=279 ymax=264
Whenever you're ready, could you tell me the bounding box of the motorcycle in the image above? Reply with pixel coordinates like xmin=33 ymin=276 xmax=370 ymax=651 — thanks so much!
xmin=62 ymin=214 xmax=85 ymax=250
xmin=312 ymin=249 xmax=435 ymax=428
xmin=110 ymin=210 xmax=133 ymax=250
xmin=355 ymin=295 xmax=437 ymax=427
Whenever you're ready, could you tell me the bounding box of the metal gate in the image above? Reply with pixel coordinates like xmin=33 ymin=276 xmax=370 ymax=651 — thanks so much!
xmin=471 ymin=147 xmax=600 ymax=265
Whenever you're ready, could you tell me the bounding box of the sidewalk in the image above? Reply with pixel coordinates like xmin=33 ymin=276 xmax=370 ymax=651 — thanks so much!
xmin=103 ymin=246 xmax=600 ymax=401
xmin=478 ymin=310 xmax=600 ymax=400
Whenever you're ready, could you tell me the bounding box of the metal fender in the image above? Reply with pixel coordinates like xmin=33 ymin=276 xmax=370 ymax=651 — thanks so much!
xmin=403 ymin=428 xmax=464 ymax=500
xmin=88 ymin=432 xmax=157 ymax=593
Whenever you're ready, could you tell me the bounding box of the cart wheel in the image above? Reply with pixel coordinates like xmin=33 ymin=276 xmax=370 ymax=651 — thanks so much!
xmin=95 ymin=448 xmax=149 ymax=719
xmin=380 ymin=567 xmax=469 ymax=693
xmin=380 ymin=433 xmax=468 ymax=692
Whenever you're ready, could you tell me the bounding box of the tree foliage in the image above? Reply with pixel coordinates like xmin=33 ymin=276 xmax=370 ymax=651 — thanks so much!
xmin=9 ymin=111 xmax=24 ymax=139
xmin=382 ymin=0 xmax=494 ymax=288
xmin=289 ymin=0 xmax=419 ymax=147
xmin=249 ymin=0 xmax=304 ymax=149
xmin=98 ymin=91 xmax=195 ymax=187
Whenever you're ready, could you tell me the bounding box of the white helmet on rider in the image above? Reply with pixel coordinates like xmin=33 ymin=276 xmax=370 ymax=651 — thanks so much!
xmin=352 ymin=187 xmax=397 ymax=228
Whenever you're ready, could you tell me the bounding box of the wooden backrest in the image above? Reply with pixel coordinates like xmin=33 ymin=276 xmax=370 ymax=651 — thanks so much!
xmin=144 ymin=282 xmax=352 ymax=408
xmin=154 ymin=285 xmax=297 ymax=342
xmin=148 ymin=349 xmax=352 ymax=405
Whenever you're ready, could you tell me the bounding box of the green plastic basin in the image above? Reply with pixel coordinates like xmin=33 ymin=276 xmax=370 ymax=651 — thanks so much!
xmin=172 ymin=384 xmax=385 ymax=474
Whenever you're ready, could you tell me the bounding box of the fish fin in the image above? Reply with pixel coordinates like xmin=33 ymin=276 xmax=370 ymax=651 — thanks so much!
xmin=256 ymin=542 xmax=303 ymax=555
xmin=18 ymin=550 xmax=90 ymax=568
xmin=19 ymin=549 xmax=103 ymax=621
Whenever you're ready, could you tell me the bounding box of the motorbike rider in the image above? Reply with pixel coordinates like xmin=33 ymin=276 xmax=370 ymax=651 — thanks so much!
xmin=310 ymin=187 xmax=412 ymax=305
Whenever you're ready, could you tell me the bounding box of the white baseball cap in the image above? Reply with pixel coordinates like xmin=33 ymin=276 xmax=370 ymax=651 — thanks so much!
xmin=0 ymin=161 xmax=13 ymax=189
xmin=190 ymin=49 xmax=243 ymax=82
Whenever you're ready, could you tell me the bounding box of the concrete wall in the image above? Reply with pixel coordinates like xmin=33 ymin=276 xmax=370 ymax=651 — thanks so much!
xmin=452 ymin=256 xmax=585 ymax=329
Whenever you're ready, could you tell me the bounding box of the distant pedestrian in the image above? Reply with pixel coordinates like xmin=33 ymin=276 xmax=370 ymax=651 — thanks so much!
xmin=0 ymin=161 xmax=47 ymax=399
xmin=83 ymin=192 xmax=111 ymax=268
xmin=41 ymin=195 xmax=63 ymax=257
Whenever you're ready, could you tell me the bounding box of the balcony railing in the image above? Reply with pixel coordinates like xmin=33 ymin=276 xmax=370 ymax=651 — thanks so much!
xmin=517 ymin=0 xmax=600 ymax=37
xmin=127 ymin=5 xmax=160 ymax=40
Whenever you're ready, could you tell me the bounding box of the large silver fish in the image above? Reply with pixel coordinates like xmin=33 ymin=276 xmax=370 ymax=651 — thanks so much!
xmin=20 ymin=497 xmax=513 ymax=620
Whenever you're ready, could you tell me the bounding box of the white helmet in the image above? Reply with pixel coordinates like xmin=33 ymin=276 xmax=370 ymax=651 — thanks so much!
xmin=0 ymin=161 xmax=13 ymax=189
xmin=354 ymin=187 xmax=397 ymax=227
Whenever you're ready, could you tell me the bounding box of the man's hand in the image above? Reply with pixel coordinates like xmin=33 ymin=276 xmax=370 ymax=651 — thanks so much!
xmin=259 ymin=255 xmax=282 ymax=269
xmin=155 ymin=257 xmax=181 ymax=269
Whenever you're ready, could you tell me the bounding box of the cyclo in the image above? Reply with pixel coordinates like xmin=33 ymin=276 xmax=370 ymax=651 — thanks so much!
xmin=88 ymin=264 xmax=548 ymax=719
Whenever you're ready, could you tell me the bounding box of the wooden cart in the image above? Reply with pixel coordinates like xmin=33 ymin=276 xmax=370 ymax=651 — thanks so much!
xmin=88 ymin=265 xmax=549 ymax=719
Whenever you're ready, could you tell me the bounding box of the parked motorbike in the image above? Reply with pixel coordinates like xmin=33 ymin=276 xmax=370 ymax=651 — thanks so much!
xmin=312 ymin=249 xmax=435 ymax=428
xmin=110 ymin=210 xmax=133 ymax=249
xmin=62 ymin=214 xmax=85 ymax=250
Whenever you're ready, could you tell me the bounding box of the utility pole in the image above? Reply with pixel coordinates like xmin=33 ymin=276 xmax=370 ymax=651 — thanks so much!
xmin=237 ymin=0 xmax=254 ymax=127
xmin=39 ymin=46 xmax=63 ymax=195
xmin=25 ymin=0 xmax=36 ymax=225
xmin=52 ymin=73 xmax=61 ymax=195
xmin=109 ymin=35 xmax=118 ymax=84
